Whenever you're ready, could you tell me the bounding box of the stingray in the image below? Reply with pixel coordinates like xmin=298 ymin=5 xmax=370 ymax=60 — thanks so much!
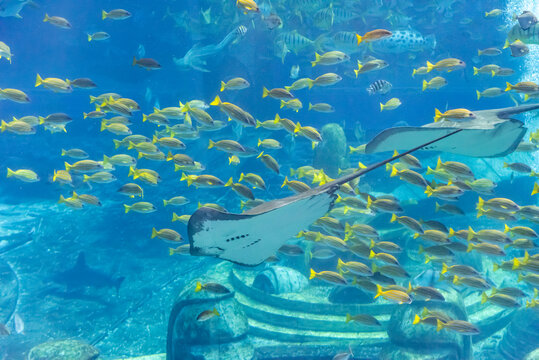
xmin=188 ymin=104 xmax=538 ymax=266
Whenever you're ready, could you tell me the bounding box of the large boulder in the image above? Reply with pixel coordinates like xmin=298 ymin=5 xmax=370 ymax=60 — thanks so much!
xmin=498 ymin=307 xmax=539 ymax=359
xmin=313 ymin=123 xmax=348 ymax=178
xmin=385 ymin=288 xmax=472 ymax=360
xmin=28 ymin=340 xmax=99 ymax=360
xmin=166 ymin=280 xmax=254 ymax=360
xmin=252 ymin=266 xmax=308 ymax=295
xmin=380 ymin=345 xmax=459 ymax=360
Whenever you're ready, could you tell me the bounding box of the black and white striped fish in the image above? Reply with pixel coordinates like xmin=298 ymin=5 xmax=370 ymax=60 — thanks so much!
xmin=366 ymin=80 xmax=392 ymax=95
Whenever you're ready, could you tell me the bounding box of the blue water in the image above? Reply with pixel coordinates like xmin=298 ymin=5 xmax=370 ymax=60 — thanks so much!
xmin=0 ymin=0 xmax=538 ymax=359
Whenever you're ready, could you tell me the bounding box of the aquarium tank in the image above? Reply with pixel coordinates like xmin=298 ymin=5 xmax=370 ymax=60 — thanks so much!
xmin=1 ymin=0 xmax=539 ymax=359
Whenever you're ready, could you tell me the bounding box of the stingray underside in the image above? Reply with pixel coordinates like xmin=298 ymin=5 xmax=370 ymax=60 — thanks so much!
xmin=188 ymin=190 xmax=337 ymax=266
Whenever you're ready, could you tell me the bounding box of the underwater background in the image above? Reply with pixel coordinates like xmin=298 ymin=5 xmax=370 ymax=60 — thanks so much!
xmin=1 ymin=0 xmax=539 ymax=359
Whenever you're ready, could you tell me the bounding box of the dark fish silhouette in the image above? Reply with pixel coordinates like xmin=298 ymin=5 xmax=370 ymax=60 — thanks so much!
xmin=52 ymin=252 xmax=124 ymax=294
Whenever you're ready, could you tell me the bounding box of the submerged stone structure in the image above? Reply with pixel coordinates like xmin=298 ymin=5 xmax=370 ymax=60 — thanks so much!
xmin=166 ymin=262 xmax=517 ymax=360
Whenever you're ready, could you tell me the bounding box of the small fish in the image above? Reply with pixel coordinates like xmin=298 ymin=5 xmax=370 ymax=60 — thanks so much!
xmin=67 ymin=78 xmax=97 ymax=89
xmin=503 ymin=39 xmax=529 ymax=57
xmin=132 ymin=57 xmax=161 ymax=70
xmin=311 ymin=51 xmax=350 ymax=67
xmin=280 ymin=99 xmax=303 ymax=112
xmin=366 ymin=80 xmax=392 ymax=95
xmin=412 ymin=66 xmax=428 ymax=77
xmin=485 ymin=9 xmax=503 ymax=18
xmin=151 ymin=228 xmax=182 ymax=243
xmin=505 ymin=81 xmax=539 ymax=93
xmin=310 ymin=268 xmax=347 ymax=285
xmin=124 ymin=202 xmax=157 ymax=214
xmin=436 ymin=319 xmax=479 ymax=335
xmin=426 ymin=58 xmax=466 ymax=73
xmin=0 ymin=88 xmax=30 ymax=103
xmin=380 ymin=98 xmax=401 ymax=112
xmin=237 ymin=0 xmax=259 ymax=13
xmin=481 ymin=292 xmax=520 ymax=308
xmin=374 ymin=284 xmax=412 ymax=304
xmin=478 ymin=47 xmax=502 ymax=56
xmin=345 ymin=313 xmax=381 ymax=326
xmin=262 ymin=13 xmax=282 ymax=30
xmin=195 ymin=281 xmax=230 ymax=294
xmin=43 ymin=14 xmax=71 ymax=29
xmin=422 ymin=77 xmax=447 ymax=91
xmin=87 ymin=32 xmax=110 ymax=42
xmin=35 ymin=74 xmax=72 ymax=93
xmin=356 ymin=29 xmax=392 ymax=44
xmin=514 ymin=11 xmax=538 ymax=30
xmin=117 ymin=183 xmax=143 ymax=198
xmin=0 ymin=41 xmax=12 ymax=63
xmin=220 ymin=78 xmax=250 ymax=92
xmin=102 ymin=9 xmax=131 ymax=20
xmin=308 ymin=102 xmax=335 ymax=113
xmin=476 ymin=87 xmax=504 ymax=100
xmin=263 ymin=87 xmax=294 ymax=99
xmin=197 ymin=308 xmax=220 ymax=321
xmin=434 ymin=108 xmax=476 ymax=122
xmin=6 ymin=168 xmax=39 ymax=182
xmin=504 ymin=162 xmax=531 ymax=173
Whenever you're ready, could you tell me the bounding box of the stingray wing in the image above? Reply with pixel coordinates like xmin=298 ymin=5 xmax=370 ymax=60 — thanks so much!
xmin=365 ymin=119 xmax=526 ymax=157
xmin=188 ymin=190 xmax=337 ymax=266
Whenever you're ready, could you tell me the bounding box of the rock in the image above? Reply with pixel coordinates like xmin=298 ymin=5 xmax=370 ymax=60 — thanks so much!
xmin=525 ymin=347 xmax=539 ymax=360
xmin=313 ymin=123 xmax=348 ymax=178
xmin=328 ymin=286 xmax=374 ymax=304
xmin=498 ymin=308 xmax=539 ymax=359
xmin=386 ymin=288 xmax=472 ymax=360
xmin=28 ymin=340 xmax=99 ymax=360
xmin=252 ymin=266 xmax=308 ymax=295
xmin=380 ymin=344 xmax=459 ymax=360
xmin=167 ymin=280 xmax=254 ymax=360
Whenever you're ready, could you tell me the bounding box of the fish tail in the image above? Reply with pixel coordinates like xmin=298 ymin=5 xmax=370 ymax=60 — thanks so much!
xmin=43 ymin=13 xmax=49 ymax=22
xmin=412 ymin=69 xmax=416 ymax=77
xmin=151 ymin=228 xmax=158 ymax=239
xmin=505 ymin=82 xmax=512 ymax=92
xmin=35 ymin=73 xmax=43 ymax=87
xmin=356 ymin=33 xmax=363 ymax=45
xmin=412 ymin=314 xmax=421 ymax=325
xmin=473 ymin=67 xmax=478 ymax=76
xmin=220 ymin=81 xmax=226 ymax=92
xmin=0 ymin=120 xmax=6 ymax=133
xmin=532 ymin=182 xmax=539 ymax=196
xmin=422 ymin=80 xmax=427 ymax=91
xmin=210 ymin=95 xmax=221 ymax=106
xmin=195 ymin=281 xmax=202 ymax=292
xmin=433 ymin=108 xmax=442 ymax=122
xmin=436 ymin=319 xmax=444 ymax=332
xmin=262 ymin=87 xmax=269 ymax=98
xmin=124 ymin=204 xmax=130 ymax=213
xmin=309 ymin=268 xmax=317 ymax=280
xmin=87 ymin=34 xmax=92 ymax=42
xmin=280 ymin=100 xmax=286 ymax=109
xmin=374 ymin=284 xmax=383 ymax=299
xmin=476 ymin=90 xmax=481 ymax=100
xmin=379 ymin=102 xmax=384 ymax=112
xmin=426 ymin=61 xmax=434 ymax=72
xmin=102 ymin=10 xmax=107 ymax=20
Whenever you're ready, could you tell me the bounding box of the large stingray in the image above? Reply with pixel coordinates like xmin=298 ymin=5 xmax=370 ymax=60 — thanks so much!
xmin=188 ymin=104 xmax=538 ymax=266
